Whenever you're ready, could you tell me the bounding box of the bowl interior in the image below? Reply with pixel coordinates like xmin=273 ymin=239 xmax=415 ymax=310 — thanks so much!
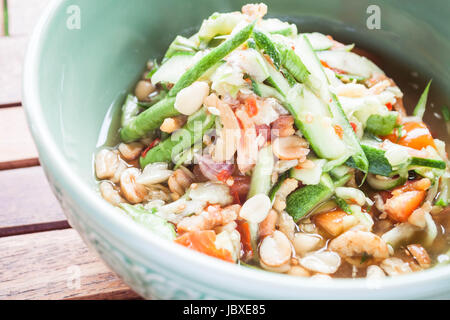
xmin=35 ymin=0 xmax=449 ymax=189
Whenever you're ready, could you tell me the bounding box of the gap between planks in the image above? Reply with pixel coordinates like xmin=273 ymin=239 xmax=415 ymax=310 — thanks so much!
xmin=0 ymin=220 xmax=70 ymax=238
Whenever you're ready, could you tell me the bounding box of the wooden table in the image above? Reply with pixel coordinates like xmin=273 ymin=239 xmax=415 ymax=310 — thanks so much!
xmin=0 ymin=0 xmax=140 ymax=300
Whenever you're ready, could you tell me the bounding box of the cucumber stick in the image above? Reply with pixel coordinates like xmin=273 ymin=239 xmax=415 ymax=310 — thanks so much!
xmin=252 ymin=80 xmax=285 ymax=101
xmin=248 ymin=145 xmax=275 ymax=197
xmin=329 ymin=165 xmax=352 ymax=180
xmin=436 ymin=175 xmax=449 ymax=207
xmin=253 ymin=30 xmax=281 ymax=70
xmin=366 ymin=173 xmax=407 ymax=190
xmin=247 ymin=145 xmax=274 ymax=263
xmin=316 ymin=50 xmax=384 ymax=79
xmin=151 ymin=53 xmax=195 ymax=85
xmin=286 ymin=85 xmax=348 ymax=161
xmin=120 ymin=22 xmax=254 ymax=142
xmin=302 ymin=32 xmax=333 ymax=51
xmin=198 ymin=12 xmax=246 ymax=43
xmin=163 ymin=35 xmax=198 ymax=61
xmin=295 ymin=35 xmax=368 ymax=173
xmin=251 ymin=35 xmax=352 ymax=166
xmin=286 ymin=173 xmax=335 ymax=222
xmin=273 ymin=41 xmax=310 ymax=83
xmin=258 ymin=53 xmax=349 ymax=162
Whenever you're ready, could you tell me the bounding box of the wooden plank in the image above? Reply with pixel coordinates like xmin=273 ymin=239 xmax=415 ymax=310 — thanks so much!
xmin=0 ymin=229 xmax=140 ymax=300
xmin=0 ymin=107 xmax=39 ymax=168
xmin=0 ymin=36 xmax=27 ymax=105
xmin=0 ymin=166 xmax=68 ymax=236
xmin=8 ymin=0 xmax=51 ymax=36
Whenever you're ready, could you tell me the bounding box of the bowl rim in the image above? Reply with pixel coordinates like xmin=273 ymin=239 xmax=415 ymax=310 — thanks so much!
xmin=22 ymin=0 xmax=450 ymax=298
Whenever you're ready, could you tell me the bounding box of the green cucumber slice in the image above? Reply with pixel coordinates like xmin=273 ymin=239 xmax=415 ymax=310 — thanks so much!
xmin=346 ymin=139 xmax=447 ymax=176
xmin=295 ymin=35 xmax=368 ymax=173
xmin=163 ymin=35 xmax=198 ymax=61
xmin=329 ymin=165 xmax=352 ymax=180
xmin=263 ymin=57 xmax=291 ymax=96
xmin=252 ymin=80 xmax=285 ymax=101
xmin=198 ymin=12 xmax=245 ymax=44
xmin=151 ymin=53 xmax=195 ymax=85
xmin=256 ymin=52 xmax=349 ymax=163
xmin=269 ymin=27 xmax=296 ymax=37
xmin=253 ymin=30 xmax=281 ymax=69
xmin=248 ymin=145 xmax=274 ymax=198
xmin=366 ymin=173 xmax=407 ymax=190
xmin=275 ymin=42 xmax=310 ymax=83
xmin=335 ymin=73 xmax=367 ymax=82
xmin=286 ymin=85 xmax=348 ymax=160
xmin=316 ymin=50 xmax=384 ymax=78
xmin=121 ymin=22 xmax=254 ymax=142
xmin=410 ymin=157 xmax=446 ymax=170
xmin=286 ymin=174 xmax=335 ymax=222
xmin=259 ymin=18 xmax=297 ymax=38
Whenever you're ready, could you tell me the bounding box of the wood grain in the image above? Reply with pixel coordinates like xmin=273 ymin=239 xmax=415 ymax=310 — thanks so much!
xmin=0 ymin=107 xmax=39 ymax=168
xmin=0 ymin=166 xmax=70 ymax=236
xmin=0 ymin=229 xmax=140 ymax=300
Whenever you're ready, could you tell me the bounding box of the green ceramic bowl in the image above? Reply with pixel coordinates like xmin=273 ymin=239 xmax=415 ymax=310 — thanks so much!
xmin=24 ymin=0 xmax=450 ymax=299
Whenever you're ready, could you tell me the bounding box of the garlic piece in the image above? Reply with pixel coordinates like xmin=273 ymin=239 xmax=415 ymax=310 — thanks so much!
xmin=239 ymin=194 xmax=271 ymax=223
xmin=174 ymin=81 xmax=210 ymax=115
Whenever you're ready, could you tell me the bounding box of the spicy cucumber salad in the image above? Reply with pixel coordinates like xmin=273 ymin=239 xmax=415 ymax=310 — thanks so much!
xmin=95 ymin=3 xmax=450 ymax=278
